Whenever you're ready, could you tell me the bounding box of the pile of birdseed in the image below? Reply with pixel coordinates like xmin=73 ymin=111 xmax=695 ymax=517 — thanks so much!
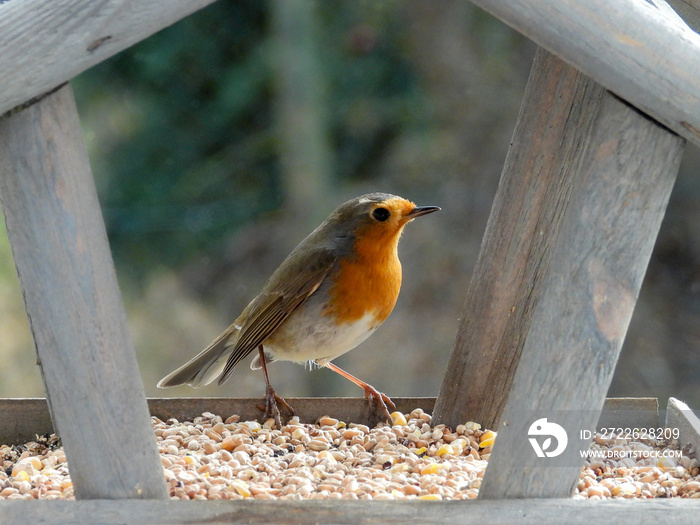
xmin=1 ymin=408 xmax=698 ymax=500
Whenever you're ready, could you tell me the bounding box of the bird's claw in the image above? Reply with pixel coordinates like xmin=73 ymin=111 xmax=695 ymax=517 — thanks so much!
xmin=259 ymin=385 xmax=295 ymax=428
xmin=363 ymin=385 xmax=396 ymax=422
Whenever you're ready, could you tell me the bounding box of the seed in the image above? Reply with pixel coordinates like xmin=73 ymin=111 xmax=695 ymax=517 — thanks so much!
xmin=318 ymin=416 xmax=339 ymax=427
xmin=450 ymin=438 xmax=468 ymax=455
xmin=464 ymin=421 xmax=481 ymax=432
xmin=612 ymin=482 xmax=637 ymax=497
xmin=658 ymin=457 xmax=676 ymax=470
xmin=586 ymin=485 xmax=608 ymax=498
xmin=13 ymin=471 xmax=30 ymax=482
xmin=308 ymin=439 xmax=329 ymax=451
xmin=479 ymin=430 xmax=496 ymax=448
xmin=229 ymin=479 xmax=251 ymax=498
xmin=681 ymin=481 xmax=700 ymax=494
xmin=204 ymin=429 xmax=222 ymax=442
xmin=436 ymin=444 xmax=454 ymax=457
xmin=7 ymin=407 xmax=698 ymax=503
xmin=420 ymin=463 xmax=448 ymax=475
xmin=203 ymin=442 xmax=218 ymax=455
xmin=390 ymin=412 xmax=407 ymax=426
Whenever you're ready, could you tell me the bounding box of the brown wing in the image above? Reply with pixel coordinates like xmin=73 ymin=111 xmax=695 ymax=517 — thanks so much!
xmin=217 ymin=249 xmax=335 ymax=384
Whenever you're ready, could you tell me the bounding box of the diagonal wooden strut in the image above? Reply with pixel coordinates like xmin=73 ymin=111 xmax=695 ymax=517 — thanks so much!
xmin=0 ymin=85 xmax=168 ymax=499
xmin=435 ymin=48 xmax=684 ymax=499
xmin=434 ymin=48 xmax=604 ymax=431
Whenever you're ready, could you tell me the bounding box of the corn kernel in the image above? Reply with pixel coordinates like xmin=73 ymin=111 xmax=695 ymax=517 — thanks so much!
xmin=317 ymin=450 xmax=337 ymax=463
xmin=450 ymin=438 xmax=468 ymax=455
xmin=420 ymin=463 xmax=447 ymax=475
xmin=413 ymin=447 xmax=427 ymax=456
xmin=436 ymin=444 xmax=454 ymax=456
xmin=244 ymin=421 xmax=261 ymax=432
xmin=11 ymin=457 xmax=41 ymax=477
xmin=13 ymin=470 xmax=29 ymax=482
xmin=390 ymin=463 xmax=411 ymax=474
xmin=478 ymin=438 xmax=494 ymax=448
xmin=465 ymin=421 xmax=481 ymax=432
xmin=658 ymin=457 xmax=676 ymax=470
xmin=229 ymin=479 xmax=251 ymax=497
xmin=390 ymin=412 xmax=408 ymax=426
xmin=418 ymin=494 xmax=442 ymax=500
xmin=183 ymin=455 xmax=196 ymax=465
xmin=479 ymin=430 xmax=496 ymax=448
xmin=611 ymin=482 xmax=636 ymax=496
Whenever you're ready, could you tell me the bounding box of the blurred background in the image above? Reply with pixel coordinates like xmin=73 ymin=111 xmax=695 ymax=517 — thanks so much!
xmin=0 ymin=1 xmax=698 ymax=408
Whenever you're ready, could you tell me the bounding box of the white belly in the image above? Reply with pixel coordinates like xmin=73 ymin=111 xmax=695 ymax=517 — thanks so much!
xmin=263 ymin=304 xmax=379 ymax=366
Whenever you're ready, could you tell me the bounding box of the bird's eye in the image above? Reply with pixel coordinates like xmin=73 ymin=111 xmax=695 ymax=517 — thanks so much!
xmin=372 ymin=207 xmax=390 ymax=222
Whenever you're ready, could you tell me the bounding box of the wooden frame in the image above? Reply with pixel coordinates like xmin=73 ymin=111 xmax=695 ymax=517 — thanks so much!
xmin=467 ymin=0 xmax=700 ymax=147
xmin=0 ymin=0 xmax=215 ymax=116
xmin=0 ymin=396 xmax=659 ymax=446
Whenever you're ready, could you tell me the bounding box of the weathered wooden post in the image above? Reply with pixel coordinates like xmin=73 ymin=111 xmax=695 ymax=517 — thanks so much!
xmin=433 ymin=49 xmax=603 ymax=429
xmin=0 ymin=85 xmax=168 ymax=499
xmin=478 ymin=77 xmax=683 ymax=496
xmin=464 ymin=51 xmax=683 ymax=497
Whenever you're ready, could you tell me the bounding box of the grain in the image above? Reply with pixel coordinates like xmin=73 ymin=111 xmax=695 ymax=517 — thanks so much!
xmin=2 ymin=410 xmax=698 ymax=501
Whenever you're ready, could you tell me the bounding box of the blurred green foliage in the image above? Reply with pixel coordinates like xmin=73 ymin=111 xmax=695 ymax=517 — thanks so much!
xmin=73 ymin=0 xmax=423 ymax=276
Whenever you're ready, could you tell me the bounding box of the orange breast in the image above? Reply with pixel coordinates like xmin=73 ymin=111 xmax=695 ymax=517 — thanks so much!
xmin=324 ymin=225 xmax=403 ymax=326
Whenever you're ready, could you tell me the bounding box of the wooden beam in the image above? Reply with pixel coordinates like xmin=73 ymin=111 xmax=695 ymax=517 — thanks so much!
xmin=2 ymin=498 xmax=700 ymax=524
xmin=0 ymin=0 xmax=216 ymax=116
xmin=476 ymin=66 xmax=684 ymax=498
xmin=667 ymin=0 xmax=700 ymax=32
xmin=0 ymin=397 xmax=658 ymax=445
xmin=665 ymin=397 xmax=700 ymax=453
xmin=467 ymin=0 xmax=700 ymax=148
xmin=0 ymin=85 xmax=167 ymax=500
xmin=433 ymin=49 xmax=603 ymax=430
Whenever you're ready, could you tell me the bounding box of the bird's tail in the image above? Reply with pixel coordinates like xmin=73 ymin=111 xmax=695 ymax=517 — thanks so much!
xmin=157 ymin=324 xmax=241 ymax=388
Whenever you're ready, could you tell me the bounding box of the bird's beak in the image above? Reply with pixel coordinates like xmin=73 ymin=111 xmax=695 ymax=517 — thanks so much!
xmin=406 ymin=205 xmax=441 ymax=219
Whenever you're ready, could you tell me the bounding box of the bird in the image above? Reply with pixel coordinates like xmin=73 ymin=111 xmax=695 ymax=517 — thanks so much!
xmin=157 ymin=192 xmax=440 ymax=426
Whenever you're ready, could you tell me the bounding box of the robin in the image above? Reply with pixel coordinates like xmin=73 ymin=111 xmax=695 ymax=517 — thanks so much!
xmin=158 ymin=192 xmax=440 ymax=426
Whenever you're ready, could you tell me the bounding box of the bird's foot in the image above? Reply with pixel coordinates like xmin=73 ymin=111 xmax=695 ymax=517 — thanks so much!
xmin=258 ymin=385 xmax=295 ymax=428
xmin=362 ymin=384 xmax=396 ymax=423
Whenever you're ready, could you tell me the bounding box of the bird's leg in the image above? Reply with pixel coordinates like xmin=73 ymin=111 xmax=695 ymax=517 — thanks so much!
xmin=323 ymin=361 xmax=396 ymax=421
xmin=257 ymin=346 xmax=294 ymax=427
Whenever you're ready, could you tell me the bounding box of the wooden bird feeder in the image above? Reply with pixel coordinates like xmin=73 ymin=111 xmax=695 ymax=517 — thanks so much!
xmin=1 ymin=0 xmax=700 ymax=522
